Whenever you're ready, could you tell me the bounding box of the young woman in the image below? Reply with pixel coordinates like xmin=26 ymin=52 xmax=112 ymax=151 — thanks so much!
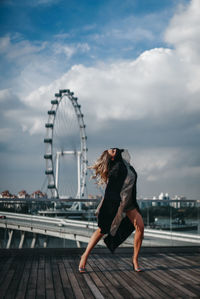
xmin=79 ymin=148 xmax=144 ymax=273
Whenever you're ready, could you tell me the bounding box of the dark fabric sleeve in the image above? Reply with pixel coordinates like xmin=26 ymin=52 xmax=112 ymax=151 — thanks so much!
xmin=104 ymin=216 xmax=135 ymax=253
xmin=108 ymin=161 xmax=123 ymax=178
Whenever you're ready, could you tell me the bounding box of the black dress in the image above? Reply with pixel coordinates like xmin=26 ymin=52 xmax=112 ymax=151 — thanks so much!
xmin=97 ymin=158 xmax=127 ymax=234
xmin=96 ymin=149 xmax=140 ymax=252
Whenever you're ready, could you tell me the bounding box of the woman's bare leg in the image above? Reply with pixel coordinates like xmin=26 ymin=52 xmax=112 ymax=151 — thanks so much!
xmin=79 ymin=228 xmax=104 ymax=269
xmin=126 ymin=209 xmax=144 ymax=269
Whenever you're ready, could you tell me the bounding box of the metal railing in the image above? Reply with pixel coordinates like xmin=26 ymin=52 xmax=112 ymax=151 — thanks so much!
xmin=0 ymin=198 xmax=199 ymax=249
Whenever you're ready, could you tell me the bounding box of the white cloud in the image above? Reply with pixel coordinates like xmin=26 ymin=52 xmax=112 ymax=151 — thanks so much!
xmin=53 ymin=44 xmax=76 ymax=59
xmin=0 ymin=88 xmax=11 ymax=102
xmin=0 ymin=34 xmax=92 ymax=97
xmin=0 ymin=128 xmax=14 ymax=142
xmin=0 ymin=34 xmax=90 ymax=69
xmin=4 ymin=107 xmax=46 ymax=136
xmin=4 ymin=0 xmax=200 ymax=134
xmin=165 ymin=0 xmax=200 ymax=63
xmin=164 ymin=0 xmax=200 ymax=112
xmin=109 ymin=27 xmax=155 ymax=42
xmin=134 ymin=147 xmax=193 ymax=180
xmin=89 ymin=9 xmax=169 ymax=47
xmin=52 ymin=42 xmax=90 ymax=59
xmin=0 ymin=36 xmax=10 ymax=53
xmin=22 ymin=42 xmax=199 ymax=129
xmin=0 ymin=35 xmax=47 ymax=60
xmin=10 ymin=0 xmax=199 ymax=137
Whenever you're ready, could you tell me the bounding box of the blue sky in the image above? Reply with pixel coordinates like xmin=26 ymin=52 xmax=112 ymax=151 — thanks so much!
xmin=1 ymin=0 xmax=200 ymax=199
xmin=0 ymin=0 xmax=180 ymax=39
xmin=0 ymin=0 xmax=187 ymax=81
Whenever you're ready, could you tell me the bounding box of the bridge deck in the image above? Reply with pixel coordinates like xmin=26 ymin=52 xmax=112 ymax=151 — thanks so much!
xmin=0 ymin=247 xmax=199 ymax=298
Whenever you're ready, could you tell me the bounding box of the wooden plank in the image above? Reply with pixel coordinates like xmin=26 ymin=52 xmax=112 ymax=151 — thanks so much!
xmin=63 ymin=256 xmax=85 ymax=299
xmin=94 ymin=253 xmax=128 ymax=299
xmin=51 ymin=256 xmax=65 ymax=299
xmin=87 ymin=255 xmax=114 ymax=299
xmin=161 ymin=254 xmax=200 ymax=282
xmin=15 ymin=255 xmax=33 ymax=299
xmin=173 ymin=254 xmax=200 ymax=275
xmin=83 ymin=274 xmax=105 ymax=299
xmin=141 ymin=257 xmax=184 ymax=297
xmin=0 ymin=248 xmax=199 ymax=299
xmin=4 ymin=255 xmax=26 ymax=298
xmin=140 ymin=258 xmax=184 ymax=298
xmin=141 ymin=255 xmax=196 ymax=298
xmin=90 ymin=255 xmax=123 ymax=299
xmin=58 ymin=259 xmax=75 ymax=299
xmin=112 ymin=254 xmax=167 ymax=298
xmin=98 ymin=254 xmax=141 ymax=298
xmin=0 ymin=266 xmax=15 ymax=298
xmin=45 ymin=255 xmax=55 ymax=299
xmin=78 ymin=254 xmax=114 ymax=299
xmin=182 ymin=284 xmax=200 ymax=297
xmin=148 ymin=255 xmax=198 ymax=298
xmin=36 ymin=255 xmax=46 ymax=299
xmin=0 ymin=256 xmax=14 ymax=286
xmin=0 ymin=255 xmax=9 ymax=278
xmin=165 ymin=254 xmax=200 ymax=279
xmin=68 ymin=254 xmax=95 ymax=299
xmin=26 ymin=254 xmax=39 ymax=299
xmin=93 ymin=253 xmax=128 ymax=298
xmin=124 ymin=254 xmax=177 ymax=298
xmin=119 ymin=256 xmax=157 ymax=299
xmin=163 ymin=253 xmax=198 ymax=269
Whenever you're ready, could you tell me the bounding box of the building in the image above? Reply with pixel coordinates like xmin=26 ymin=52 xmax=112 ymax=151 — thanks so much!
xmin=0 ymin=190 xmax=13 ymax=198
xmin=17 ymin=190 xmax=30 ymax=199
xmin=31 ymin=190 xmax=47 ymax=198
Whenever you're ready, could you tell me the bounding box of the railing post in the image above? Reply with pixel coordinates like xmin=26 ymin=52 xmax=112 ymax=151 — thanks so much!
xmin=197 ymin=201 xmax=200 ymax=234
xmin=76 ymin=240 xmax=81 ymax=248
xmin=19 ymin=231 xmax=25 ymax=249
xmin=147 ymin=204 xmax=149 ymax=228
xmin=43 ymin=237 xmax=48 ymax=248
xmin=31 ymin=233 xmax=37 ymax=248
xmin=6 ymin=229 xmax=13 ymax=249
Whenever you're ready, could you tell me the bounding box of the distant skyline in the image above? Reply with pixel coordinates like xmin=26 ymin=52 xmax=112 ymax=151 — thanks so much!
xmin=0 ymin=0 xmax=200 ymax=199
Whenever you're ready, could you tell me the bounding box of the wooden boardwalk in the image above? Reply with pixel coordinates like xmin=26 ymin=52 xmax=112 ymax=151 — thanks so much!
xmin=0 ymin=247 xmax=199 ymax=298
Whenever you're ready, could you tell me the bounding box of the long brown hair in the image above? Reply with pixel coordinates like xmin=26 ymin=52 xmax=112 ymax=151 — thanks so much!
xmin=89 ymin=150 xmax=110 ymax=185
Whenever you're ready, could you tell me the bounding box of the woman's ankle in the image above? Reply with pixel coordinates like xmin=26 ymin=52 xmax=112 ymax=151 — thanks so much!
xmin=133 ymin=256 xmax=138 ymax=263
xmin=79 ymin=253 xmax=87 ymax=268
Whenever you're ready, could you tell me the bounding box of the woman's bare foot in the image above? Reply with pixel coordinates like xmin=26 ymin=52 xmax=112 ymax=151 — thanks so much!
xmin=133 ymin=258 xmax=143 ymax=272
xmin=79 ymin=253 xmax=87 ymax=272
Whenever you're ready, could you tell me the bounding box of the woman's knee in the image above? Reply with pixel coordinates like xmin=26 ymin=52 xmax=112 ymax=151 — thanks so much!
xmin=139 ymin=218 xmax=144 ymax=234
xmin=135 ymin=216 xmax=144 ymax=237
xmin=97 ymin=227 xmax=104 ymax=236
xmin=139 ymin=224 xmax=144 ymax=238
xmin=135 ymin=223 xmax=144 ymax=235
xmin=139 ymin=218 xmax=144 ymax=231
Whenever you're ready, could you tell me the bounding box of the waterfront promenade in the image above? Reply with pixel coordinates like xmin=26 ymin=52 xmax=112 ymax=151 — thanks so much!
xmin=0 ymin=246 xmax=199 ymax=298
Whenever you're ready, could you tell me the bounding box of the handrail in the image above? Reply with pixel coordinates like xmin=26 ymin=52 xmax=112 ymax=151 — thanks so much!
xmin=0 ymin=197 xmax=199 ymax=202
xmin=0 ymin=212 xmax=199 ymax=242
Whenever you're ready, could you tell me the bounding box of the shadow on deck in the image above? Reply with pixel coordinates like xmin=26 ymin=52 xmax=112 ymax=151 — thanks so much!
xmin=0 ymin=246 xmax=200 ymax=298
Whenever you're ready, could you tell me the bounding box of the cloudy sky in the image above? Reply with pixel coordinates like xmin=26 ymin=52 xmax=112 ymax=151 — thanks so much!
xmin=0 ymin=0 xmax=200 ymax=199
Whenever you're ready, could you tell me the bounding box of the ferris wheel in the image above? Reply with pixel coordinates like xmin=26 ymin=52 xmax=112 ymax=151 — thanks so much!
xmin=44 ymin=89 xmax=88 ymax=199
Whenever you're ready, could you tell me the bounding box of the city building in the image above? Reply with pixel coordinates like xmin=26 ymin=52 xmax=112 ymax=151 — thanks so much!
xmin=0 ymin=190 xmax=13 ymax=198
xmin=17 ymin=190 xmax=30 ymax=198
xmin=31 ymin=190 xmax=47 ymax=199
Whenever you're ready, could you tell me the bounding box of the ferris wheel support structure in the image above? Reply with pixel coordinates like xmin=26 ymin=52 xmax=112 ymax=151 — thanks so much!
xmin=55 ymin=150 xmax=82 ymax=199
